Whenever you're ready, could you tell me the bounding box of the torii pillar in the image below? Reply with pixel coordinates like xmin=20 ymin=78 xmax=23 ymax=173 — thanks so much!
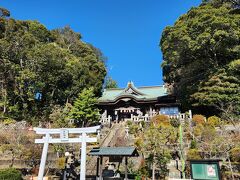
xmin=34 ymin=125 xmax=100 ymax=180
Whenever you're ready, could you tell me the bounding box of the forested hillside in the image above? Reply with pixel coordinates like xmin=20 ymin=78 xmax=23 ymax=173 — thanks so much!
xmin=0 ymin=8 xmax=106 ymax=124
xmin=160 ymin=0 xmax=240 ymax=118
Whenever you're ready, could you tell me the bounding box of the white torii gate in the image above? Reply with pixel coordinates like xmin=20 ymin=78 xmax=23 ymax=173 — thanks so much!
xmin=34 ymin=125 xmax=101 ymax=180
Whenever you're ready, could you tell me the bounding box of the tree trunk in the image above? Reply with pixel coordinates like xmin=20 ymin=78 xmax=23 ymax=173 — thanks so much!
xmin=10 ymin=152 xmax=15 ymax=167
xmin=2 ymin=85 xmax=7 ymax=114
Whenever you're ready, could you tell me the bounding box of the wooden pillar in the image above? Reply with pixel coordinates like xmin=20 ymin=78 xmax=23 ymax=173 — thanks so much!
xmin=125 ymin=156 xmax=128 ymax=180
xmin=96 ymin=157 xmax=100 ymax=178
xmin=99 ymin=156 xmax=103 ymax=180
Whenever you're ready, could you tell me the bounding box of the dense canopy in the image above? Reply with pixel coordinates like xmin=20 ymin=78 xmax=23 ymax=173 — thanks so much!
xmin=0 ymin=13 xmax=106 ymax=122
xmin=160 ymin=1 xmax=240 ymax=116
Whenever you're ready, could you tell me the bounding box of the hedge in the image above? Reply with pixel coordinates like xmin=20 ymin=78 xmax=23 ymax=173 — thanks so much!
xmin=0 ymin=168 xmax=22 ymax=180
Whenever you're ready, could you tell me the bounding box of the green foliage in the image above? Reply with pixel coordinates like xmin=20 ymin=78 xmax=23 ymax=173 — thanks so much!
xmin=230 ymin=147 xmax=240 ymax=162
xmin=228 ymin=59 xmax=240 ymax=75
xmin=200 ymin=125 xmax=217 ymax=141
xmin=28 ymin=21 xmax=52 ymax=42
xmin=0 ymin=7 xmax=10 ymax=18
xmin=170 ymin=118 xmax=180 ymax=127
xmin=49 ymin=104 xmax=73 ymax=128
xmin=155 ymin=151 xmax=171 ymax=177
xmin=202 ymin=0 xmax=240 ymax=9
xmin=190 ymin=139 xmax=197 ymax=149
xmin=193 ymin=124 xmax=204 ymax=136
xmin=145 ymin=151 xmax=171 ymax=178
xmin=3 ymin=118 xmax=16 ymax=125
xmin=160 ymin=2 xmax=240 ymax=115
xmin=104 ymin=76 xmax=118 ymax=89
xmin=0 ymin=11 xmax=106 ymax=123
xmin=137 ymin=160 xmax=150 ymax=179
xmin=69 ymin=87 xmax=100 ymax=127
xmin=0 ymin=168 xmax=22 ymax=180
xmin=127 ymin=120 xmax=145 ymax=136
xmin=187 ymin=149 xmax=201 ymax=160
xmin=207 ymin=115 xmax=221 ymax=127
xmin=191 ymin=68 xmax=240 ymax=112
xmin=126 ymin=120 xmax=133 ymax=126
xmin=134 ymin=124 xmax=177 ymax=179
xmin=129 ymin=123 xmax=140 ymax=135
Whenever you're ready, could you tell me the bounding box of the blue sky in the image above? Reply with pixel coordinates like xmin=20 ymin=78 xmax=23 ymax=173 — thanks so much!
xmin=2 ymin=0 xmax=201 ymax=88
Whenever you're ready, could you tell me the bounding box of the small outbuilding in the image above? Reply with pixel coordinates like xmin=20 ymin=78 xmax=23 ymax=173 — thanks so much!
xmin=89 ymin=146 xmax=139 ymax=179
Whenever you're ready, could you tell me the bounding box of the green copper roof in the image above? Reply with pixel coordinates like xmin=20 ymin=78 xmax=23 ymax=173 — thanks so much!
xmin=89 ymin=146 xmax=139 ymax=156
xmin=99 ymin=82 xmax=168 ymax=103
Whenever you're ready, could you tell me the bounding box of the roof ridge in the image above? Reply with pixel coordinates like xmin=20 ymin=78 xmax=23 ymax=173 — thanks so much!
xmin=105 ymin=88 xmax=124 ymax=91
xmin=138 ymin=85 xmax=165 ymax=89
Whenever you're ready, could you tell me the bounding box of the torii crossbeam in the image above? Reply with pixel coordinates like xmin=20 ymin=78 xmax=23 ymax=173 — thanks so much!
xmin=34 ymin=125 xmax=101 ymax=180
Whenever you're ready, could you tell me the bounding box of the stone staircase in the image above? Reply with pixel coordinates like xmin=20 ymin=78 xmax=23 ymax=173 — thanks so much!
xmin=86 ymin=122 xmax=127 ymax=175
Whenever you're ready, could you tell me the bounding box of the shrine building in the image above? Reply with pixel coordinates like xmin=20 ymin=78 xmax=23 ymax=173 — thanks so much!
xmin=98 ymin=81 xmax=180 ymax=123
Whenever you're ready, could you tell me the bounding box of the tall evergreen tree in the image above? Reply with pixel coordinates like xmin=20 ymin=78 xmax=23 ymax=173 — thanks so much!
xmin=69 ymin=87 xmax=100 ymax=127
xmin=160 ymin=2 xmax=240 ymax=116
xmin=0 ymin=8 xmax=106 ymax=122
xmin=104 ymin=76 xmax=118 ymax=89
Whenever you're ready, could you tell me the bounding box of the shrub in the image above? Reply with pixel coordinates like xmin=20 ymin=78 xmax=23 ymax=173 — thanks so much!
xmin=129 ymin=124 xmax=139 ymax=134
xmin=207 ymin=116 xmax=221 ymax=127
xmin=190 ymin=139 xmax=197 ymax=149
xmin=137 ymin=159 xmax=149 ymax=179
xmin=192 ymin=114 xmax=206 ymax=125
xmin=187 ymin=149 xmax=201 ymax=160
xmin=126 ymin=120 xmax=133 ymax=126
xmin=139 ymin=121 xmax=146 ymax=128
xmin=201 ymin=126 xmax=217 ymax=142
xmin=151 ymin=115 xmax=170 ymax=126
xmin=50 ymin=105 xmax=73 ymax=128
xmin=57 ymin=157 xmax=66 ymax=169
xmin=230 ymin=147 xmax=240 ymax=162
xmin=170 ymin=118 xmax=180 ymax=127
xmin=0 ymin=168 xmax=22 ymax=180
xmin=193 ymin=124 xmax=204 ymax=137
xmin=3 ymin=118 xmax=16 ymax=125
